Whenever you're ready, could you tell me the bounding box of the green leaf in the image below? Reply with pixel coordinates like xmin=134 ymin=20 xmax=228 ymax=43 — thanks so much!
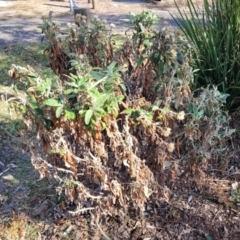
xmin=152 ymin=105 xmax=159 ymax=111
xmin=93 ymin=94 xmax=109 ymax=109
xmin=70 ymin=60 xmax=80 ymax=67
xmin=122 ymin=108 xmax=135 ymax=115
xmin=119 ymin=83 xmax=127 ymax=92
xmin=9 ymin=121 xmax=20 ymax=134
xmin=143 ymin=39 xmax=150 ymax=47
xmin=116 ymin=95 xmax=124 ymax=102
xmin=106 ymin=105 xmax=112 ymax=113
xmin=65 ymin=108 xmax=76 ymax=120
xmin=154 ymin=99 xmax=162 ymax=107
xmin=28 ymin=101 xmax=39 ymax=110
xmin=27 ymin=100 xmax=43 ymax=116
xmin=206 ymin=236 xmax=214 ymax=240
xmin=64 ymin=88 xmax=78 ymax=94
xmin=44 ymin=119 xmax=54 ymax=130
xmin=89 ymin=89 xmax=101 ymax=98
xmin=107 ymin=61 xmax=117 ymax=72
xmin=196 ymin=109 xmax=204 ymax=120
xmin=91 ymin=76 xmax=107 ymax=88
xmin=151 ymin=52 xmax=160 ymax=64
xmin=13 ymin=84 xmax=19 ymax=94
xmin=66 ymin=81 xmax=78 ymax=88
xmin=91 ymin=71 xmax=105 ymax=81
xmin=101 ymin=121 xmax=107 ymax=130
xmin=137 ymin=57 xmax=145 ymax=67
xmin=177 ymin=51 xmax=184 ymax=65
xmin=56 ymin=106 xmax=63 ymax=118
xmin=27 ymin=73 xmax=38 ymax=79
xmin=95 ymin=107 xmax=106 ymax=115
xmin=139 ymin=22 xmax=145 ymax=32
xmin=43 ymin=98 xmax=62 ymax=107
xmin=85 ymin=109 xmax=93 ymax=125
xmin=19 ymin=105 xmax=26 ymax=113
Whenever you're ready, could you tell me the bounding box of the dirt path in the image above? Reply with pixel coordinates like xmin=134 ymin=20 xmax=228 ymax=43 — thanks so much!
xmin=0 ymin=0 xmax=203 ymax=46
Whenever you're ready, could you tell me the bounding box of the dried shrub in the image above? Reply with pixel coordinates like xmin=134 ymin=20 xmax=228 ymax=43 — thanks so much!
xmin=8 ymin=11 xmax=234 ymax=229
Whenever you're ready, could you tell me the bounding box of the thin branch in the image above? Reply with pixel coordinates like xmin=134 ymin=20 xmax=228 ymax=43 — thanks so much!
xmin=68 ymin=207 xmax=95 ymax=215
xmin=0 ymin=168 xmax=10 ymax=177
xmin=96 ymin=222 xmax=111 ymax=240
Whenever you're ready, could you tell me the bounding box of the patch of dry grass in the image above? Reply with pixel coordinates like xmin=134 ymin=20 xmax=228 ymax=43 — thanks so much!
xmin=0 ymin=213 xmax=40 ymax=240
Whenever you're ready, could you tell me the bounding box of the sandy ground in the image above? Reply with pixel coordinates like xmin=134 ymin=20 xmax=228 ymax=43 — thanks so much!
xmin=0 ymin=0 xmax=203 ymax=46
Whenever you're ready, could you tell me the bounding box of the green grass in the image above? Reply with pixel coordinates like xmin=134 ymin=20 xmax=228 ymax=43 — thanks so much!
xmin=0 ymin=41 xmax=56 ymax=238
xmin=0 ymin=42 xmax=49 ymax=86
xmin=111 ymin=34 xmax=127 ymax=49
xmin=0 ymin=42 xmax=56 ymax=122
xmin=0 ymin=41 xmax=69 ymax=185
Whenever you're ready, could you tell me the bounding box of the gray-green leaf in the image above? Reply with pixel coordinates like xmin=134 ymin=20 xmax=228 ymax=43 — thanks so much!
xmin=43 ymin=98 xmax=62 ymax=107
xmin=85 ymin=109 xmax=93 ymax=125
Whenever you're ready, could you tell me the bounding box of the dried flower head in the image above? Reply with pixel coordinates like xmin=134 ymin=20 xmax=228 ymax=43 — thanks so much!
xmin=175 ymin=30 xmax=182 ymax=36
xmin=167 ymin=143 xmax=175 ymax=153
xmin=102 ymin=19 xmax=107 ymax=24
xmin=165 ymin=34 xmax=170 ymax=40
xmin=110 ymin=23 xmax=115 ymax=29
xmin=161 ymin=127 xmax=171 ymax=137
xmin=67 ymin=22 xmax=72 ymax=28
xmin=75 ymin=14 xmax=81 ymax=23
xmin=93 ymin=16 xmax=100 ymax=21
xmin=82 ymin=20 xmax=87 ymax=26
xmin=170 ymin=36 xmax=175 ymax=43
xmin=79 ymin=54 xmax=85 ymax=59
xmin=177 ymin=111 xmax=185 ymax=120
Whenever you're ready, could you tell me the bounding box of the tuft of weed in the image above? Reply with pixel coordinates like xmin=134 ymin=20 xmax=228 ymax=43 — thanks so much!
xmin=172 ymin=0 xmax=240 ymax=111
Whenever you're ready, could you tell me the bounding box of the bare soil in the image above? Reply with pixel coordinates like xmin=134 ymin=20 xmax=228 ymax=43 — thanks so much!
xmin=0 ymin=0 xmax=204 ymax=45
xmin=0 ymin=0 xmax=204 ymax=20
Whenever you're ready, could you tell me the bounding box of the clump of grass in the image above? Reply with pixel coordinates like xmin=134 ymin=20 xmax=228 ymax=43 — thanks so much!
xmin=172 ymin=0 xmax=240 ymax=111
xmin=0 ymin=43 xmax=51 ymax=87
